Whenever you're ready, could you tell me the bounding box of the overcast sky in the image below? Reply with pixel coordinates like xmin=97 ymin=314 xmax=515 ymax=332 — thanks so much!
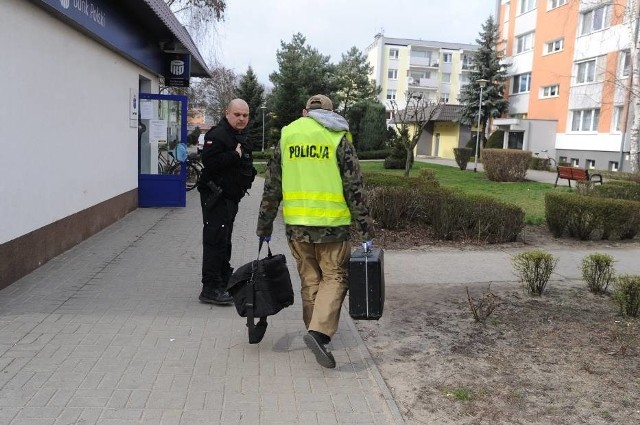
xmin=207 ymin=0 xmax=498 ymax=86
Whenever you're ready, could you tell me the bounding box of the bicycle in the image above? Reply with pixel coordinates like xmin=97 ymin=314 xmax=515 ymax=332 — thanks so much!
xmin=168 ymin=152 xmax=201 ymax=191
xmin=534 ymin=149 xmax=557 ymax=170
xmin=157 ymin=143 xmax=201 ymax=191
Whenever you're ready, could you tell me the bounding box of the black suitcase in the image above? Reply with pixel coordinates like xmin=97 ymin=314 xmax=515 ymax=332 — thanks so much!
xmin=348 ymin=247 xmax=385 ymax=320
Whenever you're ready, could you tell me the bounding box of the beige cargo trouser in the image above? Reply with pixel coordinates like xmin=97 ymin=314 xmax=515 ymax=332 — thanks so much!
xmin=287 ymin=240 xmax=351 ymax=338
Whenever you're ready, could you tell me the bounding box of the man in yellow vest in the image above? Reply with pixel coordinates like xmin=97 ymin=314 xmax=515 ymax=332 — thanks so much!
xmin=256 ymin=94 xmax=374 ymax=368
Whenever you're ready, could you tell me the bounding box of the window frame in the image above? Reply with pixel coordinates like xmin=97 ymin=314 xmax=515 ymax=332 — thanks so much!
xmin=519 ymin=0 xmax=536 ymax=14
xmin=516 ymin=31 xmax=535 ymax=54
xmin=571 ymin=108 xmax=600 ymax=132
xmin=442 ymin=52 xmax=453 ymax=63
xmin=386 ymin=89 xmax=397 ymax=100
xmin=581 ymin=5 xmax=611 ymax=36
xmin=389 ymin=48 xmax=399 ymax=59
xmin=512 ymin=73 xmax=532 ymax=94
xmin=544 ymin=38 xmax=564 ymax=55
xmin=576 ymin=59 xmax=596 ymax=84
xmin=388 ymin=69 xmax=398 ymax=80
xmin=548 ymin=0 xmax=566 ymax=10
xmin=540 ymin=84 xmax=559 ymax=98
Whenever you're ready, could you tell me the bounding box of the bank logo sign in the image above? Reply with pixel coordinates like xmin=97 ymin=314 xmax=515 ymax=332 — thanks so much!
xmin=60 ymin=0 xmax=70 ymax=8
xmin=165 ymin=54 xmax=191 ymax=87
xmin=170 ymin=60 xmax=185 ymax=76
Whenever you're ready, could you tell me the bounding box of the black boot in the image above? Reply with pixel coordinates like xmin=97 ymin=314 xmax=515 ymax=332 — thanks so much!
xmin=199 ymin=287 xmax=234 ymax=305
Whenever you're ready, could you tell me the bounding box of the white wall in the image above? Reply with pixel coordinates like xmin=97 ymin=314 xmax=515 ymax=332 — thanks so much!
xmin=0 ymin=0 xmax=158 ymax=244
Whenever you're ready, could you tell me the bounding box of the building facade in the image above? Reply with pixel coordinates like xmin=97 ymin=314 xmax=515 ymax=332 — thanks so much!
xmin=0 ymin=0 xmax=210 ymax=289
xmin=498 ymin=0 xmax=634 ymax=171
xmin=366 ymin=35 xmax=479 ymax=111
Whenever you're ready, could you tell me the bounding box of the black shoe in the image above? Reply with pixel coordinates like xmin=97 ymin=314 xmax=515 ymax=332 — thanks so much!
xmin=303 ymin=332 xmax=336 ymax=369
xmin=199 ymin=289 xmax=234 ymax=305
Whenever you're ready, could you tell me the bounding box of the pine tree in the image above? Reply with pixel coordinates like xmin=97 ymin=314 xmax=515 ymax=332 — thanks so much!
xmin=235 ymin=67 xmax=265 ymax=151
xmin=358 ymin=103 xmax=387 ymax=152
xmin=269 ymin=33 xmax=338 ymax=136
xmin=458 ymin=15 xmax=510 ymax=146
xmin=334 ymin=47 xmax=380 ymax=118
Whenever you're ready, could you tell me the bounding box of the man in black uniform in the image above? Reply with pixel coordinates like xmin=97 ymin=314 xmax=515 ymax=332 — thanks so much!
xmin=198 ymin=98 xmax=256 ymax=305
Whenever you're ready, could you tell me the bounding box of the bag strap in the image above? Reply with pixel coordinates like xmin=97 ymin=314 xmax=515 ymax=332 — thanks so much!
xmin=246 ymin=246 xmax=268 ymax=344
xmin=258 ymin=239 xmax=273 ymax=258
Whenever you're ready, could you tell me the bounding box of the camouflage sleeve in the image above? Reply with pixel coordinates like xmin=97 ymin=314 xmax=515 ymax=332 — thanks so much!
xmin=338 ymin=136 xmax=375 ymax=241
xmin=256 ymin=144 xmax=283 ymax=237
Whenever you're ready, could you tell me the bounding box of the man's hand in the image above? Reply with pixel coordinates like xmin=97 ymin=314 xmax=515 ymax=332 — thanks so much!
xmin=235 ymin=143 xmax=242 ymax=157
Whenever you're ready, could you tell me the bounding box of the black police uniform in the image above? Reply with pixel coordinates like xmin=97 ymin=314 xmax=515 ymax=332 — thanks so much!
xmin=198 ymin=117 xmax=256 ymax=304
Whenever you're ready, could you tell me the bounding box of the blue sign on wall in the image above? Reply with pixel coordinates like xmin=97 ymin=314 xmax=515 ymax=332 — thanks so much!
xmin=34 ymin=0 xmax=165 ymax=74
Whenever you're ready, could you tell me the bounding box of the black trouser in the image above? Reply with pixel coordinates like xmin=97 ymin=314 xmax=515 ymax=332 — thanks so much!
xmin=200 ymin=194 xmax=239 ymax=292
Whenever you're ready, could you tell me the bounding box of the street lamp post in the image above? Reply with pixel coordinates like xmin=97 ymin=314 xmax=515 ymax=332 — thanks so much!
xmin=260 ymin=105 xmax=266 ymax=153
xmin=474 ymin=79 xmax=489 ymax=173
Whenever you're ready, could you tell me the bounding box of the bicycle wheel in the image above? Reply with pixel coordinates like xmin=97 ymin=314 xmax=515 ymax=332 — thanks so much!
xmin=171 ymin=163 xmax=200 ymax=191
xmin=185 ymin=163 xmax=200 ymax=191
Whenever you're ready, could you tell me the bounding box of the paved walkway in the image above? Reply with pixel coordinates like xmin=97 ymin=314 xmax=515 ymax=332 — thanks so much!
xmin=2 ymin=164 xmax=638 ymax=425
xmin=0 ymin=184 xmax=403 ymax=425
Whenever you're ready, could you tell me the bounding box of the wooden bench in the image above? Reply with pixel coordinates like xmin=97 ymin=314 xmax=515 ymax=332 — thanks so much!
xmin=554 ymin=166 xmax=603 ymax=188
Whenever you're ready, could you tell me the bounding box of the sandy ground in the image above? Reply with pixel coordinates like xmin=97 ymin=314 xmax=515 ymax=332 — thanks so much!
xmin=356 ymin=225 xmax=640 ymax=425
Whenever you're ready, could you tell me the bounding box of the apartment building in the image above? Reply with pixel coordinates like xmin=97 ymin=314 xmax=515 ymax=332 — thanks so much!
xmin=498 ymin=0 xmax=634 ymax=171
xmin=366 ymin=35 xmax=479 ymax=111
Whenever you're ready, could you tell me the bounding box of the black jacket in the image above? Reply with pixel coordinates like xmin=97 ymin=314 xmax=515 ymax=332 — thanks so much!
xmin=199 ymin=117 xmax=256 ymax=202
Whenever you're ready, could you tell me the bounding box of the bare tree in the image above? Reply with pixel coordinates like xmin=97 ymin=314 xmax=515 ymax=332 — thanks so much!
xmin=165 ymin=0 xmax=226 ymax=66
xmin=389 ymin=93 xmax=443 ymax=177
xmin=188 ymin=66 xmax=237 ymax=125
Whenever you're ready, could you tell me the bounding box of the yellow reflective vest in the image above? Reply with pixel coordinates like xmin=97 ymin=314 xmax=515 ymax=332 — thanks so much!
xmin=280 ymin=118 xmax=352 ymax=227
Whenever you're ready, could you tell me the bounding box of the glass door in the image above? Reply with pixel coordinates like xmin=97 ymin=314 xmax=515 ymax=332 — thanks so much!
xmin=138 ymin=93 xmax=188 ymax=207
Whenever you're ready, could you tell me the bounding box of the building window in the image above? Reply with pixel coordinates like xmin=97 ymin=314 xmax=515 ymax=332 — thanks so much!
xmin=512 ymin=73 xmax=531 ymax=94
xmin=443 ymin=52 xmax=452 ymax=63
xmin=441 ymin=73 xmax=451 ymax=83
xmin=386 ymin=89 xmax=397 ymax=100
xmin=410 ymin=49 xmax=427 ymax=58
xmin=389 ymin=48 xmax=399 ymax=59
xmin=609 ymin=161 xmax=619 ymax=171
xmin=620 ymin=50 xmax=631 ymax=77
xmin=613 ymin=106 xmax=624 ymax=132
xmin=586 ymin=159 xmax=596 ymax=169
xmin=461 ymin=54 xmax=473 ymax=69
xmin=571 ymin=109 xmax=600 ymax=131
xmin=571 ymin=158 xmax=580 ymax=167
xmin=516 ymin=32 xmax=535 ymax=54
xmin=576 ymin=59 xmax=596 ymax=84
xmin=388 ymin=69 xmax=398 ymax=79
xmin=559 ymin=156 xmax=568 ymax=164
xmin=548 ymin=0 xmax=566 ymax=10
xmin=581 ymin=5 xmax=611 ymax=35
xmin=519 ymin=0 xmax=536 ymax=14
xmin=545 ymin=38 xmax=564 ymax=54
xmin=540 ymin=84 xmax=559 ymax=98
xmin=440 ymin=93 xmax=450 ymax=103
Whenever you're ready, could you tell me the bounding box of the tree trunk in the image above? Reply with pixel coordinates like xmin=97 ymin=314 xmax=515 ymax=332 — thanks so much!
xmin=404 ymin=148 xmax=415 ymax=177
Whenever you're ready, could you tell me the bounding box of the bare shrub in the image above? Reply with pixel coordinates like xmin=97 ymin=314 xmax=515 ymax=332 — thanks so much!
xmin=512 ymin=249 xmax=558 ymax=296
xmin=366 ymin=186 xmax=422 ymax=230
xmin=581 ymin=253 xmax=616 ymax=294
xmin=466 ymin=286 xmax=498 ymax=322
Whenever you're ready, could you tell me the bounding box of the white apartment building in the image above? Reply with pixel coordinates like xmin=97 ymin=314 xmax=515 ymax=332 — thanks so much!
xmin=365 ymin=35 xmax=479 ymax=114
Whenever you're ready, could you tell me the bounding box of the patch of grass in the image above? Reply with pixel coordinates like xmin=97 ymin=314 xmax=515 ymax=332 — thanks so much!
xmin=360 ymin=161 xmax=570 ymax=225
xmin=441 ymin=387 xmax=474 ymax=401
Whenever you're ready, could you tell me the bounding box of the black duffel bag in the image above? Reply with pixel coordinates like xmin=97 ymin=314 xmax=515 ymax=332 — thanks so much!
xmin=227 ymin=240 xmax=294 ymax=344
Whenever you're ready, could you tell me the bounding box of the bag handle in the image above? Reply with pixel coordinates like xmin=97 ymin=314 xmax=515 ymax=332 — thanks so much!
xmin=246 ymin=242 xmax=270 ymax=344
xmin=258 ymin=239 xmax=273 ymax=259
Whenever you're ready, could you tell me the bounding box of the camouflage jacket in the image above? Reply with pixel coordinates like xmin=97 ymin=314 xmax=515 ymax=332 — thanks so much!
xmin=256 ymin=111 xmax=374 ymax=243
